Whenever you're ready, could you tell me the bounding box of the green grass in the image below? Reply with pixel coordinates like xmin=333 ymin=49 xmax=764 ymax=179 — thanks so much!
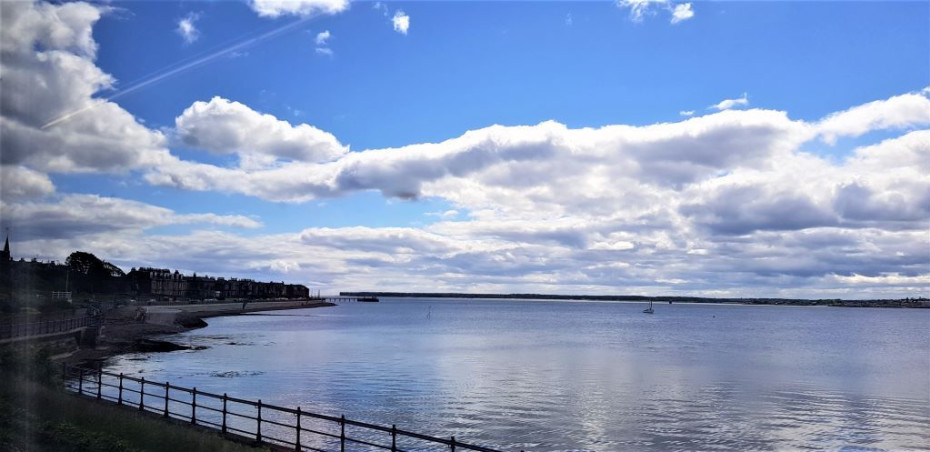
xmin=0 ymin=367 xmax=267 ymax=452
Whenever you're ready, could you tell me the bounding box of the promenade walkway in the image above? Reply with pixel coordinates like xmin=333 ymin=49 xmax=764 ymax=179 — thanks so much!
xmin=142 ymin=300 xmax=332 ymax=325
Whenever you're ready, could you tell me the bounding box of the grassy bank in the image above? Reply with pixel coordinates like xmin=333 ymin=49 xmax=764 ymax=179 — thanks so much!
xmin=0 ymin=348 xmax=266 ymax=452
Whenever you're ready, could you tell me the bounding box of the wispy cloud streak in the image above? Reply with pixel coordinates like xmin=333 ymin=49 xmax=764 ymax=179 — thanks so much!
xmin=42 ymin=16 xmax=314 ymax=130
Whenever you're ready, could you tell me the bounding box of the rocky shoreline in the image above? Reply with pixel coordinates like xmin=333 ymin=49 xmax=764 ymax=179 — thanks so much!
xmin=58 ymin=300 xmax=334 ymax=367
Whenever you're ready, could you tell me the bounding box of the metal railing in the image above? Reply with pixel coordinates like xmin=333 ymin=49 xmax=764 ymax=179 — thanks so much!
xmin=0 ymin=316 xmax=97 ymax=340
xmin=63 ymin=365 xmax=508 ymax=452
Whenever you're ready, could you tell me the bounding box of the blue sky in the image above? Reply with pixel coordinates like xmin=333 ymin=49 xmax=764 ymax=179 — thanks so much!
xmin=1 ymin=0 xmax=928 ymax=298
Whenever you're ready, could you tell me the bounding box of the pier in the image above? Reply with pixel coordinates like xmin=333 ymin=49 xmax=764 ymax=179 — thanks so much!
xmin=315 ymin=296 xmax=379 ymax=303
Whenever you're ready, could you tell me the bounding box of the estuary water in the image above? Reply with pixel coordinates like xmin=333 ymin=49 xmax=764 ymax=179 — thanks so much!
xmin=105 ymin=298 xmax=930 ymax=451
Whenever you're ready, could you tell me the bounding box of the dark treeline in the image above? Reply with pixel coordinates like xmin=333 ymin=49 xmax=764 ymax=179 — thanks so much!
xmin=340 ymin=292 xmax=930 ymax=308
xmin=1 ymin=250 xmax=309 ymax=315
xmin=1 ymin=251 xmax=133 ymax=314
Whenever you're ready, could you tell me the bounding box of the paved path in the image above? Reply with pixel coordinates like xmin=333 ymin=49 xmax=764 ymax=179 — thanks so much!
xmin=143 ymin=300 xmax=331 ymax=325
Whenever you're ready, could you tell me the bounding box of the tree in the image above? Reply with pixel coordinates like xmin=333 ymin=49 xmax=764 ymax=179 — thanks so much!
xmin=65 ymin=251 xmax=125 ymax=278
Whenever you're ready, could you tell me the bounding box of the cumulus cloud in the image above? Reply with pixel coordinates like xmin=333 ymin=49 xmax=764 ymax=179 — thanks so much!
xmin=1 ymin=194 xmax=261 ymax=241
xmin=709 ymin=93 xmax=749 ymax=111
xmin=314 ymin=30 xmax=332 ymax=55
xmin=0 ymin=1 xmax=170 ymax=174
xmin=617 ymin=0 xmax=694 ymax=24
xmin=176 ymin=12 xmax=200 ymax=44
xmin=152 ymin=109 xmax=810 ymax=202
xmin=392 ymin=10 xmax=410 ymax=35
xmin=315 ymin=30 xmax=330 ymax=45
xmin=670 ymin=3 xmax=694 ymax=24
xmin=138 ymin=90 xmax=930 ymax=297
xmin=3 ymin=2 xmax=926 ymax=297
xmin=248 ymin=0 xmax=349 ymax=18
xmin=816 ymin=91 xmax=930 ymax=144
xmin=0 ymin=166 xmax=56 ymax=201
xmin=833 ymin=130 xmax=930 ymax=226
xmin=175 ymin=96 xmax=348 ymax=167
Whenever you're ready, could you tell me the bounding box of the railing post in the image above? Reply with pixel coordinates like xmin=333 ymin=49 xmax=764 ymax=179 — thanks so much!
xmin=97 ymin=369 xmax=102 ymax=400
xmin=391 ymin=424 xmax=397 ymax=452
xmin=222 ymin=394 xmax=228 ymax=434
xmin=295 ymin=406 xmax=301 ymax=451
xmin=139 ymin=377 xmax=145 ymax=411
xmin=450 ymin=436 xmax=456 ymax=452
xmin=164 ymin=383 xmax=170 ymax=417
xmin=340 ymin=415 xmax=346 ymax=452
xmin=78 ymin=368 xmax=84 ymax=395
xmin=118 ymin=373 xmax=123 ymax=405
xmin=191 ymin=388 xmax=197 ymax=425
xmin=257 ymin=399 xmax=263 ymax=443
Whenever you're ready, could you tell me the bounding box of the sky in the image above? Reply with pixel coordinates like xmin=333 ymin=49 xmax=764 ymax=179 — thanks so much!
xmin=1 ymin=0 xmax=928 ymax=299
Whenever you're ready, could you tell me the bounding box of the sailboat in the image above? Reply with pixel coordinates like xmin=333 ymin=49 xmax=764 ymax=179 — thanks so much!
xmin=642 ymin=299 xmax=654 ymax=314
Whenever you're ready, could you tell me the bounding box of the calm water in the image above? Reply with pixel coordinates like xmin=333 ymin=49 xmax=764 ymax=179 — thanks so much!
xmin=105 ymin=298 xmax=930 ymax=451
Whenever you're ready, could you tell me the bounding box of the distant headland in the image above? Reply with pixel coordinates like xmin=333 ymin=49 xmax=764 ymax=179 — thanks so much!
xmin=340 ymin=292 xmax=930 ymax=308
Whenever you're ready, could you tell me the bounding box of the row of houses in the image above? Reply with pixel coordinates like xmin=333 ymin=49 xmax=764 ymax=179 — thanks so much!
xmin=127 ymin=268 xmax=309 ymax=301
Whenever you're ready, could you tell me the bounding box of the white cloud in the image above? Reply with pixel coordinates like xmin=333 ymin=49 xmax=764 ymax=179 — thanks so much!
xmin=816 ymin=91 xmax=930 ymax=144
xmin=832 ymin=273 xmax=930 ymax=286
xmin=392 ymin=10 xmax=410 ymax=35
xmin=679 ymin=110 xmax=694 ymax=117
xmin=670 ymin=3 xmax=694 ymax=24
xmin=0 ymin=165 xmax=56 ymax=201
xmin=248 ymin=0 xmax=349 ymax=18
xmin=315 ymin=30 xmax=330 ymax=45
xmin=565 ymin=13 xmax=573 ymax=26
xmin=270 ymin=259 xmax=302 ymax=273
xmin=617 ymin=0 xmax=666 ymax=22
xmin=174 ymin=96 xmax=348 ymax=167
xmin=138 ymin=91 xmax=929 ymax=296
xmin=709 ymin=93 xmax=749 ymax=111
xmin=0 ymin=0 xmax=170 ymax=174
xmin=314 ymin=30 xmax=332 ymax=55
xmin=153 ymin=107 xmax=810 ymax=202
xmin=4 ymin=3 xmax=925 ymax=297
xmin=176 ymin=12 xmax=200 ymax=44
xmin=617 ymin=0 xmax=695 ymax=24
xmin=1 ymin=194 xmax=261 ymax=241
xmin=0 ymin=1 xmax=100 ymax=57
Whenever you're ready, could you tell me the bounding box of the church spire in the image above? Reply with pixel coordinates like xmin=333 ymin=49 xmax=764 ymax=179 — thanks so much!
xmin=1 ymin=233 xmax=9 ymax=262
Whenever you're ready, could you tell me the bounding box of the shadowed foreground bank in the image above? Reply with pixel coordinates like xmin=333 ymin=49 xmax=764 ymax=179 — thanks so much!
xmin=0 ymin=362 xmax=267 ymax=452
xmin=0 ymin=301 xmax=335 ymax=451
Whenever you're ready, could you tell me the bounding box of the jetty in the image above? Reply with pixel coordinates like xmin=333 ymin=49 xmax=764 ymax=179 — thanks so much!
xmin=314 ymin=296 xmax=379 ymax=303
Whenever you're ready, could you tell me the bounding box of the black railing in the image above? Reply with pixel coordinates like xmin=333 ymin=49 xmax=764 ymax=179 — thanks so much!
xmin=0 ymin=316 xmax=97 ymax=340
xmin=63 ymin=365 xmax=509 ymax=452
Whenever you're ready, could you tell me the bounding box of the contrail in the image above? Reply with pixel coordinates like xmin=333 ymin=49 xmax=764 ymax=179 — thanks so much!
xmin=41 ymin=16 xmax=313 ymax=130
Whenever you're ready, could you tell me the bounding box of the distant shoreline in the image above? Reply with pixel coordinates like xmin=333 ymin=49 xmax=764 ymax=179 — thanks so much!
xmin=340 ymin=292 xmax=930 ymax=308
